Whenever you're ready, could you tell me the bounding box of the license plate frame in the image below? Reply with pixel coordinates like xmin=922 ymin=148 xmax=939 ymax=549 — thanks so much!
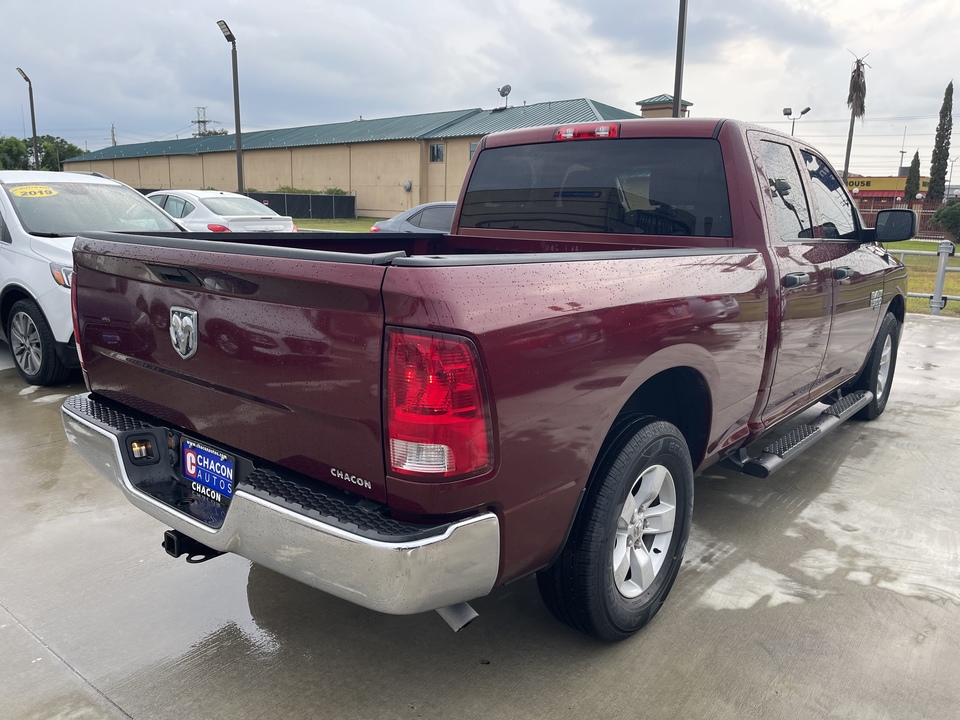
xmin=180 ymin=437 xmax=235 ymax=508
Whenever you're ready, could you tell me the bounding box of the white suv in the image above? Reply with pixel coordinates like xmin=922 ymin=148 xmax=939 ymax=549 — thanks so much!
xmin=0 ymin=171 xmax=182 ymax=385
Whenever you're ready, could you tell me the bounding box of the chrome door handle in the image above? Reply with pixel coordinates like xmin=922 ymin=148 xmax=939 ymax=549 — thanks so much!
xmin=783 ymin=272 xmax=811 ymax=288
xmin=834 ymin=266 xmax=854 ymax=280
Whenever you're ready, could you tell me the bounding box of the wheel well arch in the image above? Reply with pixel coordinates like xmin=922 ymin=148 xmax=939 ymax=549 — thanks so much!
xmin=589 ymin=366 xmax=712 ymax=489
xmin=887 ymin=293 xmax=905 ymax=326
xmin=0 ymin=285 xmax=35 ymax=335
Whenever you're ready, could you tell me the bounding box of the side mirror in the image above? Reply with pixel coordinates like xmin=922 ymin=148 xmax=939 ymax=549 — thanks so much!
xmin=875 ymin=209 xmax=917 ymax=243
xmin=772 ymin=178 xmax=792 ymax=196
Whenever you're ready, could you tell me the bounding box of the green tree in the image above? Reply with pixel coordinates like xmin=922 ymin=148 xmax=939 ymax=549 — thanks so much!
xmin=904 ymin=151 xmax=921 ymax=199
xmin=195 ymin=129 xmax=228 ymax=137
xmin=928 ymin=81 xmax=953 ymax=202
xmin=931 ymin=198 xmax=960 ymax=239
xmin=0 ymin=136 xmax=29 ymax=169
xmin=35 ymin=135 xmax=84 ymax=171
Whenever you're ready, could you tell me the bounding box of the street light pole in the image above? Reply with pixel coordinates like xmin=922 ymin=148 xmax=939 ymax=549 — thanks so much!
xmin=672 ymin=0 xmax=688 ymax=118
xmin=217 ymin=21 xmax=244 ymax=194
xmin=16 ymin=68 xmax=40 ymax=170
xmin=782 ymin=106 xmax=811 ymax=136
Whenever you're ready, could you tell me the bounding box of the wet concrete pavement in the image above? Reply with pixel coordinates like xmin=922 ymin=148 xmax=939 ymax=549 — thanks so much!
xmin=1 ymin=315 xmax=959 ymax=720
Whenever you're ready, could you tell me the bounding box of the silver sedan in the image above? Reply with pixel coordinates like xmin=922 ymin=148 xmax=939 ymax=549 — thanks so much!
xmin=370 ymin=201 xmax=456 ymax=233
xmin=147 ymin=189 xmax=296 ymax=233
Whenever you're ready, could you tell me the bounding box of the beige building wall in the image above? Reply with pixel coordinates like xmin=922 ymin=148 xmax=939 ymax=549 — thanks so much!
xmin=169 ymin=156 xmax=204 ymax=189
xmin=444 ymin=138 xmax=477 ymax=202
xmin=425 ymin=141 xmax=447 ymax=204
xmin=292 ymin=146 xmax=351 ymax=192
xmin=64 ymin=134 xmax=483 ymax=217
xmin=640 ymin=103 xmax=689 ymax=118
xmin=139 ymin=157 xmax=172 ymax=190
xmin=243 ymin=149 xmax=293 ymax=191
xmin=106 ymin=160 xmax=141 ymax=189
xmin=352 ymin=140 xmax=423 ymax=218
xmin=201 ymin=153 xmax=244 ymax=191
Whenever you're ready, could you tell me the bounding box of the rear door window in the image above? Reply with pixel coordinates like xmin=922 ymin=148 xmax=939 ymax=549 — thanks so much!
xmin=164 ymin=195 xmax=187 ymax=218
xmin=418 ymin=205 xmax=455 ymax=232
xmin=460 ymin=138 xmax=731 ymax=236
xmin=802 ymin=151 xmax=858 ymax=239
xmin=757 ymin=141 xmax=813 ymax=240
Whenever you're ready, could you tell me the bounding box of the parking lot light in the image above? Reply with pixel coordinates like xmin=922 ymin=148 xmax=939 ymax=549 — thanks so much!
xmin=16 ymin=67 xmax=40 ymax=170
xmin=217 ymin=21 xmax=244 ymax=194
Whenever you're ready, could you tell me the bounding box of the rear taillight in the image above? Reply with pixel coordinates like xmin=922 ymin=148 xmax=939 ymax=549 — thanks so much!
xmin=207 ymin=224 xmax=231 ymax=232
xmin=292 ymin=225 xmax=299 ymax=233
xmin=370 ymin=225 xmax=380 ymax=233
xmin=555 ymin=123 xmax=620 ymax=140
xmin=71 ymin=277 xmax=84 ymax=368
xmin=385 ymin=327 xmax=493 ymax=479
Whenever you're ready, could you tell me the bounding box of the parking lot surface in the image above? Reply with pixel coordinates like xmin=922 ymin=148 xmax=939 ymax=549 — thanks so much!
xmin=1 ymin=314 xmax=959 ymax=720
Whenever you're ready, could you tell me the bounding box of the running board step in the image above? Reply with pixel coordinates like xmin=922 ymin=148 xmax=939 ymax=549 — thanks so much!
xmin=722 ymin=391 xmax=873 ymax=479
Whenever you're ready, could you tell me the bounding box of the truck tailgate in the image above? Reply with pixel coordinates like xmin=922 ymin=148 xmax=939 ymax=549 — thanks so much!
xmin=73 ymin=233 xmax=395 ymax=502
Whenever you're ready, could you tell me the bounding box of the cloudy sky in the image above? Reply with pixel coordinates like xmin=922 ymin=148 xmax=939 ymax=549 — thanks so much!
xmin=2 ymin=0 xmax=957 ymax=179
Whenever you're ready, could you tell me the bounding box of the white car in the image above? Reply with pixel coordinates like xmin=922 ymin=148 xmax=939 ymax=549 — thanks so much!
xmin=0 ymin=170 xmax=182 ymax=385
xmin=147 ymin=189 xmax=297 ymax=233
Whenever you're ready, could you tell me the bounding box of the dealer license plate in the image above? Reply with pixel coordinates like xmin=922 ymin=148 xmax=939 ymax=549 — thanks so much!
xmin=181 ymin=438 xmax=235 ymax=506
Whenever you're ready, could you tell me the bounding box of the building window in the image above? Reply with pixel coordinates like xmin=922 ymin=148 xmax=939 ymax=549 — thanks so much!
xmin=469 ymin=142 xmax=479 ymax=160
xmin=430 ymin=144 xmax=445 ymax=163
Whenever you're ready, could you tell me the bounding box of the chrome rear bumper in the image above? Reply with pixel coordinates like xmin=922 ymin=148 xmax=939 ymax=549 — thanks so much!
xmin=62 ymin=393 xmax=500 ymax=615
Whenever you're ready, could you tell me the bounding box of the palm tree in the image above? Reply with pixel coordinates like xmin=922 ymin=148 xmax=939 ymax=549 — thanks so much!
xmin=842 ymin=56 xmax=868 ymax=183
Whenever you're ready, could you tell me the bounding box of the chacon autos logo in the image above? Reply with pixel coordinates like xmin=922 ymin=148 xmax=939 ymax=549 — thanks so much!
xmin=170 ymin=307 xmax=198 ymax=359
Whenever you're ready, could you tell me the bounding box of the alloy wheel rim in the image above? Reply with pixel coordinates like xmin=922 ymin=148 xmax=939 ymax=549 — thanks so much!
xmin=11 ymin=311 xmax=43 ymax=376
xmin=612 ymin=463 xmax=677 ymax=598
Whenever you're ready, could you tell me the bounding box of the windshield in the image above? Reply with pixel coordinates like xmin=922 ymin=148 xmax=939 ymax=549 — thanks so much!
xmin=5 ymin=181 xmax=181 ymax=235
xmin=200 ymin=196 xmax=279 ymax=217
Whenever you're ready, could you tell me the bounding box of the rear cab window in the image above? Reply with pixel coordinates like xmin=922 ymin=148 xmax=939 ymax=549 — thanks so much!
xmin=459 ymin=138 xmax=732 ymax=237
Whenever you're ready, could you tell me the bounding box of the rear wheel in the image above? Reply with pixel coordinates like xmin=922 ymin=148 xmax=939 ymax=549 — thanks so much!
xmin=851 ymin=312 xmax=900 ymax=420
xmin=537 ymin=418 xmax=694 ymax=642
xmin=7 ymin=299 xmax=71 ymax=386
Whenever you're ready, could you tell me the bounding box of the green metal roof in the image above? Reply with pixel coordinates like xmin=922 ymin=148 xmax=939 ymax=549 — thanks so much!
xmin=65 ymin=99 xmax=638 ymax=163
xmin=422 ymin=98 xmax=639 ymax=138
xmin=636 ymin=94 xmax=692 ymax=107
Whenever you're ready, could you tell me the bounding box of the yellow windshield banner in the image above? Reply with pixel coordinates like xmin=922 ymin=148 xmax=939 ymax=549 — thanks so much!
xmin=10 ymin=185 xmax=58 ymax=198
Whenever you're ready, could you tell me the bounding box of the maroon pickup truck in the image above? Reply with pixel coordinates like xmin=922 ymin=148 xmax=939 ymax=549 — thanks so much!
xmin=62 ymin=119 xmax=913 ymax=641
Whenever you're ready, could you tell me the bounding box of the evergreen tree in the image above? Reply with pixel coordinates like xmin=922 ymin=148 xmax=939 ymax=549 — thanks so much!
xmin=928 ymin=81 xmax=953 ymax=202
xmin=904 ymin=151 xmax=921 ymax=199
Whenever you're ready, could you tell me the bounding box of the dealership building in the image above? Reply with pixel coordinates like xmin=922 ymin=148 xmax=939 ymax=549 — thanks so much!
xmin=63 ymin=98 xmax=643 ymax=218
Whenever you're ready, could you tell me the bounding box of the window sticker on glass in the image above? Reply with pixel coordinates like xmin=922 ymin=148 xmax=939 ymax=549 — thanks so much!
xmin=10 ymin=185 xmax=58 ymax=198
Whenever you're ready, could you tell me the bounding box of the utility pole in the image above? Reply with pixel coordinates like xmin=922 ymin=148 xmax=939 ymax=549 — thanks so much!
xmin=111 ymin=123 xmax=117 ymax=147
xmin=899 ymin=126 xmax=907 ymax=172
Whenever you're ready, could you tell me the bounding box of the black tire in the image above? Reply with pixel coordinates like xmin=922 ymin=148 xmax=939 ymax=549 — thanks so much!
xmin=536 ymin=418 xmax=694 ymax=642
xmin=850 ymin=312 xmax=900 ymax=421
xmin=6 ymin=299 xmax=71 ymax=386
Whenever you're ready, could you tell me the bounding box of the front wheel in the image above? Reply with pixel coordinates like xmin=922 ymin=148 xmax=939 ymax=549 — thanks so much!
xmin=537 ymin=418 xmax=694 ymax=642
xmin=7 ymin=299 xmax=71 ymax=386
xmin=851 ymin=312 xmax=900 ymax=420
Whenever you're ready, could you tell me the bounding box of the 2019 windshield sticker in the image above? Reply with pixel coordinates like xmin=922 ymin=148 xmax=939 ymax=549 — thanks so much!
xmin=11 ymin=185 xmax=57 ymax=198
